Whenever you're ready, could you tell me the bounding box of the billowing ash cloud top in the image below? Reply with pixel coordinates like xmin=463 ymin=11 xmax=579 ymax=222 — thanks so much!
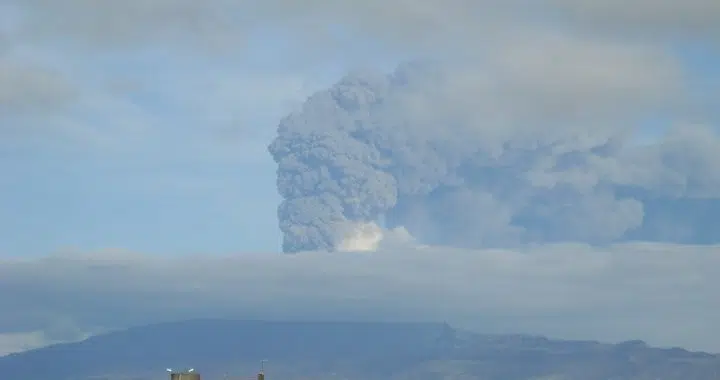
xmin=268 ymin=62 xmax=720 ymax=253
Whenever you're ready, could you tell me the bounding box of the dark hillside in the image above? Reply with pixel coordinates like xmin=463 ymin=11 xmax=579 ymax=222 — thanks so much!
xmin=0 ymin=319 xmax=717 ymax=380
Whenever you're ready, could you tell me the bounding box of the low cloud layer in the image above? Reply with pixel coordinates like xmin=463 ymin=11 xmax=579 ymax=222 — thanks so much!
xmin=1 ymin=243 xmax=719 ymax=355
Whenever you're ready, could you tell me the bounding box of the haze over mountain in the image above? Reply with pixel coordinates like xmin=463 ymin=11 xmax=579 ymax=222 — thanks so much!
xmin=1 ymin=0 xmax=719 ymax=362
xmin=2 ymin=320 xmax=719 ymax=380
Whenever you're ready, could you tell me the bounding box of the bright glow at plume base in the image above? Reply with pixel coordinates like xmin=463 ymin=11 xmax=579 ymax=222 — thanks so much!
xmin=336 ymin=222 xmax=416 ymax=252
xmin=336 ymin=222 xmax=384 ymax=252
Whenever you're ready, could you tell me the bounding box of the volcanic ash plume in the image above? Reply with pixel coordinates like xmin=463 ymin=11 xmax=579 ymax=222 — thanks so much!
xmin=268 ymin=62 xmax=720 ymax=253
xmin=268 ymin=69 xmax=402 ymax=253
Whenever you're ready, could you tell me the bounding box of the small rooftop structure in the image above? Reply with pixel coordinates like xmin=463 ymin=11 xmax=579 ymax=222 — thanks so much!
xmin=167 ymin=368 xmax=201 ymax=380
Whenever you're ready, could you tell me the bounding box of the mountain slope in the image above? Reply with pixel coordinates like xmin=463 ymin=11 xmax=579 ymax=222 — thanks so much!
xmin=0 ymin=319 xmax=717 ymax=380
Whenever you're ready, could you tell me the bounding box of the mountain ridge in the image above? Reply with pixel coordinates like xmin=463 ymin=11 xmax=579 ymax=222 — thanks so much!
xmin=1 ymin=319 xmax=717 ymax=380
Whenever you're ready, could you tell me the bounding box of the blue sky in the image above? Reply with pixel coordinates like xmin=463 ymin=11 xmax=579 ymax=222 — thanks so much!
xmin=0 ymin=62 xmax=284 ymax=255
xmin=1 ymin=34 xmax=320 ymax=256
xmin=0 ymin=10 xmax=407 ymax=256
xmin=2 ymin=0 xmax=720 ymax=356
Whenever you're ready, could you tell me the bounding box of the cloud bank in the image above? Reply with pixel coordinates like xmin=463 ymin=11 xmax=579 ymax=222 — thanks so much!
xmin=0 ymin=243 xmax=718 ymax=355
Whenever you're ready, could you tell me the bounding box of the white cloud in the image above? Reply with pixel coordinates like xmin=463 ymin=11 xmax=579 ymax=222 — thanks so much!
xmin=0 ymin=331 xmax=52 ymax=356
xmin=1 ymin=243 xmax=719 ymax=355
xmin=0 ymin=325 xmax=89 ymax=356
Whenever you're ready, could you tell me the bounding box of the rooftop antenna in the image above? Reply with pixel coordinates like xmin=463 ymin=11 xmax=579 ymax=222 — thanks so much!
xmin=258 ymin=360 xmax=268 ymax=380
